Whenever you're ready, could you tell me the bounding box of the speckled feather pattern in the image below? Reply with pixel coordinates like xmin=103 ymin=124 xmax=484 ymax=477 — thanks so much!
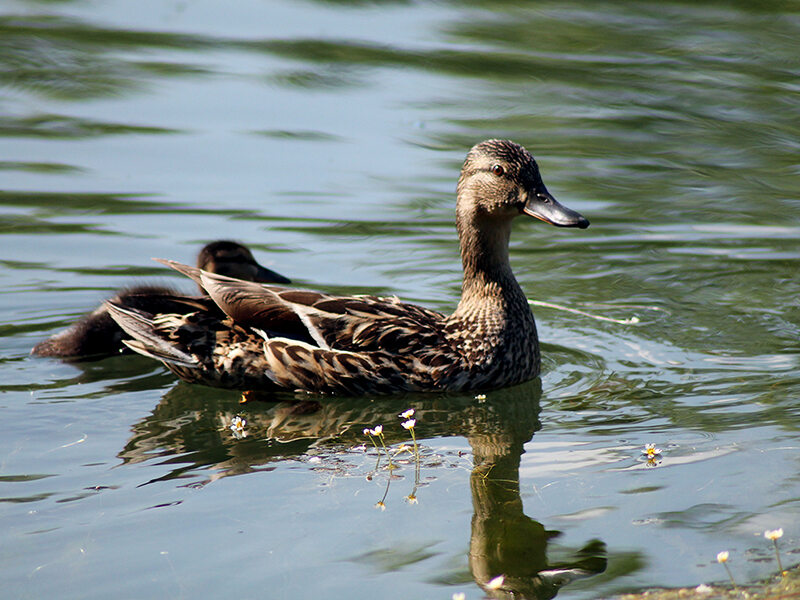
xmin=111 ymin=282 xmax=529 ymax=394
xmin=107 ymin=140 xmax=585 ymax=394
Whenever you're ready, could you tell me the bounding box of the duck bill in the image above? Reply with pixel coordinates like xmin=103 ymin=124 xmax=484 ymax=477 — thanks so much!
xmin=523 ymin=189 xmax=590 ymax=229
xmin=254 ymin=264 xmax=291 ymax=285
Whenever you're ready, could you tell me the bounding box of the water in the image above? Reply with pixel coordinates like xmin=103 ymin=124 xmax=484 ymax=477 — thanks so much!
xmin=2 ymin=1 xmax=800 ymax=598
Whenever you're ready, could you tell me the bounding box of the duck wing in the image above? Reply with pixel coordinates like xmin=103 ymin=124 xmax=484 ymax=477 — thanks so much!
xmin=107 ymin=260 xmax=461 ymax=393
xmin=107 ymin=300 xmax=282 ymax=390
xmin=159 ymin=259 xmax=448 ymax=355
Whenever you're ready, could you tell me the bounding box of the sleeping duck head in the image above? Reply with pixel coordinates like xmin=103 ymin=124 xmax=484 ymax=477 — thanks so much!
xmin=197 ymin=240 xmax=290 ymax=286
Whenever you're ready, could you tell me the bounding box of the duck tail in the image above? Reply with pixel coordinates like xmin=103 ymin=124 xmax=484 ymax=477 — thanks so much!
xmin=152 ymin=258 xmax=206 ymax=288
xmin=105 ymin=301 xmax=199 ymax=368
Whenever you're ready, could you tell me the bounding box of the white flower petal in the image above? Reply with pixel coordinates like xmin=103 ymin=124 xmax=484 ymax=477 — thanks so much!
xmin=486 ymin=575 xmax=504 ymax=590
xmin=764 ymin=528 xmax=784 ymax=540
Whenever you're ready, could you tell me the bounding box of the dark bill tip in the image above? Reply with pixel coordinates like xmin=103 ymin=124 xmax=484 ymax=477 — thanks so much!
xmin=254 ymin=264 xmax=291 ymax=285
xmin=523 ymin=192 xmax=590 ymax=229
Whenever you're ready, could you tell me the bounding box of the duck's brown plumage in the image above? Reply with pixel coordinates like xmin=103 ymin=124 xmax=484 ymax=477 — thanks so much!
xmin=107 ymin=140 xmax=589 ymax=393
xmin=31 ymin=241 xmax=289 ymax=359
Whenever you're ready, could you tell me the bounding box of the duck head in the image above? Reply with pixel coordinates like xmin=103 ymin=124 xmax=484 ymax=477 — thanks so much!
xmin=457 ymin=139 xmax=589 ymax=229
xmin=197 ymin=241 xmax=290 ymax=285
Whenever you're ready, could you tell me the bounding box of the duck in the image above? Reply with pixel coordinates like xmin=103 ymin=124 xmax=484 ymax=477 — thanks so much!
xmin=31 ymin=241 xmax=290 ymax=359
xmin=107 ymin=140 xmax=589 ymax=394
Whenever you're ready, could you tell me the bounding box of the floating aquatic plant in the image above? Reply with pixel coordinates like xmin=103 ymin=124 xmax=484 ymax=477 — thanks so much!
xmin=363 ymin=423 xmax=396 ymax=508
xmin=528 ymin=298 xmax=643 ymax=324
xmin=642 ymin=443 xmax=661 ymax=459
xmin=363 ymin=424 xmax=394 ymax=470
xmin=363 ymin=427 xmax=380 ymax=451
xmin=716 ymin=551 xmax=737 ymax=590
xmin=229 ymin=416 xmax=247 ymax=439
xmin=641 ymin=443 xmax=662 ymax=467
xmin=361 ymin=412 xmax=429 ymax=509
xmin=764 ymin=528 xmax=784 ymax=575
xmin=399 ymin=410 xmax=421 ymax=504
xmin=401 ymin=418 xmax=416 ymax=436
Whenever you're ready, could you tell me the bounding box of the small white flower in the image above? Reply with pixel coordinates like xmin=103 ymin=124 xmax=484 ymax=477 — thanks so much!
xmin=406 ymin=494 xmax=418 ymax=505
xmin=452 ymin=593 xmax=466 ymax=600
xmin=716 ymin=551 xmax=729 ymax=563
xmin=695 ymin=584 xmax=713 ymax=594
xmin=400 ymin=408 xmax=415 ymax=419
xmin=475 ymin=394 xmax=487 ymax=401
xmin=486 ymin=575 xmax=504 ymax=590
xmin=375 ymin=501 xmax=386 ymax=511
xmin=401 ymin=419 xmax=416 ymax=430
xmin=764 ymin=528 xmax=783 ymax=541
xmin=229 ymin=416 xmax=247 ymax=438
xmin=642 ymin=443 xmax=662 ymax=458
xmin=363 ymin=428 xmax=371 ymax=436
xmin=371 ymin=425 xmax=383 ymax=436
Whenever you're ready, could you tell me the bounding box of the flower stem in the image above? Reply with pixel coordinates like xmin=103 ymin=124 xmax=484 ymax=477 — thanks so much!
xmin=365 ymin=434 xmax=381 ymax=470
xmin=377 ymin=432 xmax=394 ymax=470
xmin=722 ymin=563 xmax=737 ymax=591
xmin=772 ymin=539 xmax=784 ymax=575
xmin=409 ymin=427 xmax=420 ymax=499
xmin=378 ymin=474 xmax=391 ymax=506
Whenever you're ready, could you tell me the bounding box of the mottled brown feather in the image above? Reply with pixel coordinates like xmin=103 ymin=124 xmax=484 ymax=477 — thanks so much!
xmin=107 ymin=140 xmax=589 ymax=393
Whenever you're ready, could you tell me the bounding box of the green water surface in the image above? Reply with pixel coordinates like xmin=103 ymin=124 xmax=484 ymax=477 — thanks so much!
xmin=1 ymin=1 xmax=799 ymax=598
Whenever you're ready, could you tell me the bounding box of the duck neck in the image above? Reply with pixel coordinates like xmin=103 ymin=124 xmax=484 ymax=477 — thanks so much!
xmin=454 ymin=215 xmax=524 ymax=316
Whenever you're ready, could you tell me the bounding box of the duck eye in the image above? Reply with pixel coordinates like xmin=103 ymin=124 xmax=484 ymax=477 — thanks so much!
xmin=491 ymin=164 xmax=505 ymax=176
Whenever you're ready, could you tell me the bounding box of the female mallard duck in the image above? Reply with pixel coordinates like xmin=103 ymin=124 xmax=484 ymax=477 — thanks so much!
xmin=108 ymin=140 xmax=589 ymax=393
xmin=31 ymin=241 xmax=289 ymax=359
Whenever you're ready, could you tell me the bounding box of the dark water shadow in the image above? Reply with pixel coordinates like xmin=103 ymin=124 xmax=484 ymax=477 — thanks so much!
xmin=118 ymin=380 xmax=618 ymax=598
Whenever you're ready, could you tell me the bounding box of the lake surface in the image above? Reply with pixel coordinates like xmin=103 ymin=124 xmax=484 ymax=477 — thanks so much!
xmin=2 ymin=1 xmax=799 ymax=598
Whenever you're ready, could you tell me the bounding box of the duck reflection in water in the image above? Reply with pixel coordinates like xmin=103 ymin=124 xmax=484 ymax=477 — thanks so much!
xmin=119 ymin=381 xmax=606 ymax=599
xmin=466 ymin=385 xmax=606 ymax=598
